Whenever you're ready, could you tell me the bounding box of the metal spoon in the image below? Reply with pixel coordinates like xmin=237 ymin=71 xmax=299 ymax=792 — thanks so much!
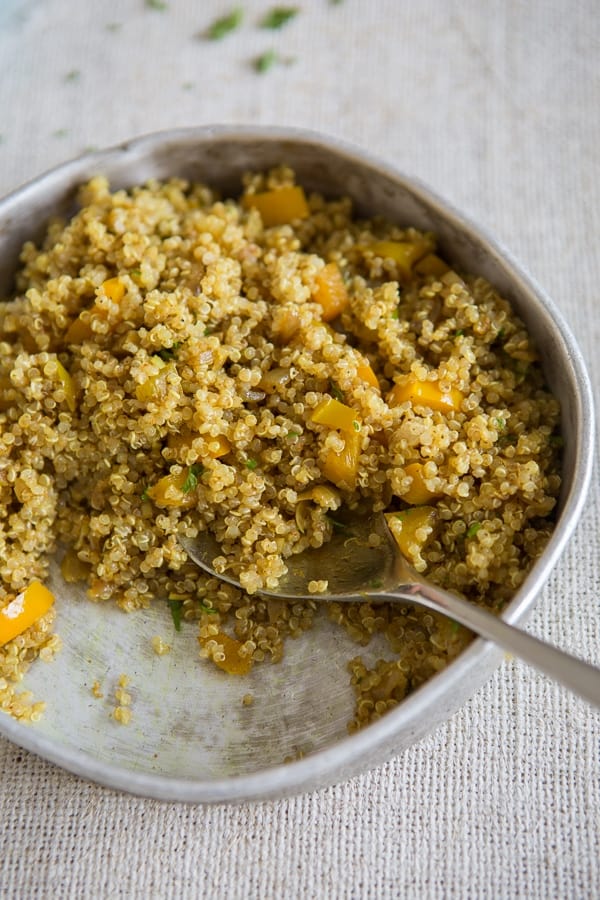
xmin=180 ymin=511 xmax=600 ymax=707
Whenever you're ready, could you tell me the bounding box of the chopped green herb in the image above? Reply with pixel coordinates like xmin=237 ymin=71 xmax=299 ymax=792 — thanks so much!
xmin=352 ymin=420 xmax=360 ymax=432
xmin=182 ymin=81 xmax=195 ymax=91
xmin=466 ymin=522 xmax=482 ymax=538
xmin=198 ymin=602 xmax=218 ymax=615
xmin=330 ymin=381 xmax=344 ymax=402
xmin=254 ymin=49 xmax=278 ymax=73
xmin=129 ymin=268 xmax=142 ymax=278
xmin=105 ymin=22 xmax=122 ymax=32
xmin=83 ymin=145 xmax=99 ymax=154
xmin=455 ymin=329 xmax=465 ymax=337
xmin=451 ymin=620 xmax=460 ymax=635
xmin=182 ymin=463 xmax=204 ymax=494
xmin=141 ymin=487 xmax=149 ymax=501
xmin=207 ymin=8 xmax=243 ymax=39
xmin=260 ymin=7 xmax=299 ymax=29
xmin=391 ymin=309 xmax=399 ymax=320
xmin=154 ymin=342 xmax=181 ymax=362
xmin=369 ymin=578 xmax=383 ymax=589
xmin=494 ymin=417 xmax=506 ymax=430
xmin=286 ymin=429 xmax=301 ymax=440
xmin=52 ymin=129 xmax=69 ymax=138
xmin=245 ymin=458 xmax=258 ymax=470
xmin=146 ymin=0 xmax=168 ymax=9
xmin=203 ymin=327 xmax=213 ymax=336
xmin=64 ymin=70 xmax=81 ymax=83
xmin=167 ymin=599 xmax=183 ymax=631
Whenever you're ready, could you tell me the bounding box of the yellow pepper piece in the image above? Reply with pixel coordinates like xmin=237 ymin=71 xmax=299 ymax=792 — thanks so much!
xmin=313 ymin=263 xmax=349 ymax=322
xmin=243 ymin=185 xmax=309 ymax=226
xmin=64 ymin=279 xmax=124 ymax=343
xmin=167 ymin=431 xmax=231 ymax=460
xmin=385 ymin=507 xmax=437 ymax=559
xmin=356 ymin=359 xmax=380 ymax=390
xmin=414 ymin=253 xmax=450 ymax=277
xmin=135 ymin=358 xmax=169 ymax=403
xmin=388 ymin=378 xmax=463 ymax=413
xmin=401 ymin=462 xmax=440 ymax=505
xmin=55 ymin=360 xmax=76 ymax=412
xmin=101 ymin=277 xmax=125 ymax=302
xmin=0 ymin=582 xmax=55 ymax=647
xmin=201 ymin=632 xmax=253 ymax=675
xmin=64 ymin=314 xmax=93 ymax=344
xmin=369 ymin=239 xmax=431 ymax=279
xmin=311 ymin=397 xmax=361 ymax=434
xmin=146 ymin=470 xmax=198 ymax=509
xmin=60 ymin=548 xmax=91 ymax=583
xmin=322 ymin=429 xmax=362 ymax=488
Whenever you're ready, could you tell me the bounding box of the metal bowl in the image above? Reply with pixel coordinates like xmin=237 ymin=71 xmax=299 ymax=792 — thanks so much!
xmin=0 ymin=126 xmax=594 ymax=802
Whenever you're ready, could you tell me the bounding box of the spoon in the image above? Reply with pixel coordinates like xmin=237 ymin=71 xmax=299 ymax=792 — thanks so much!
xmin=180 ymin=511 xmax=600 ymax=707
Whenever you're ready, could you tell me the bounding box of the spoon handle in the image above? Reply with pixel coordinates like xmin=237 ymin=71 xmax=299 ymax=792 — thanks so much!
xmin=385 ymin=582 xmax=600 ymax=707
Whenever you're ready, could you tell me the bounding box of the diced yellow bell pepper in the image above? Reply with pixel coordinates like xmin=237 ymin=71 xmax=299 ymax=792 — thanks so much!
xmin=101 ymin=277 xmax=125 ymax=302
xmin=369 ymin=239 xmax=431 ymax=279
xmin=55 ymin=360 xmax=76 ymax=412
xmin=200 ymin=632 xmax=253 ymax=675
xmin=60 ymin=548 xmax=91 ymax=583
xmin=311 ymin=397 xmax=361 ymax=434
xmin=65 ymin=315 xmax=94 ymax=344
xmin=322 ymin=429 xmax=362 ymax=488
xmin=0 ymin=582 xmax=55 ymax=647
xmin=243 ymin=185 xmax=309 ymax=226
xmin=388 ymin=378 xmax=463 ymax=413
xmin=414 ymin=253 xmax=450 ymax=277
xmin=356 ymin=359 xmax=380 ymax=390
xmin=64 ymin=278 xmax=124 ymax=344
xmin=146 ymin=470 xmax=198 ymax=509
xmin=313 ymin=263 xmax=349 ymax=321
xmin=385 ymin=507 xmax=437 ymax=558
xmin=135 ymin=358 xmax=169 ymax=403
xmin=167 ymin=431 xmax=231 ymax=460
xmin=401 ymin=462 xmax=440 ymax=505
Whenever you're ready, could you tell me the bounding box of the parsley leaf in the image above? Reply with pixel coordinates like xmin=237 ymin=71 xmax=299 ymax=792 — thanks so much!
xmin=207 ymin=8 xmax=243 ymax=39
xmin=261 ymin=7 xmax=299 ymax=29
xmin=254 ymin=49 xmax=278 ymax=72
xmin=466 ymin=522 xmax=482 ymax=538
xmin=154 ymin=342 xmax=181 ymax=362
xmin=329 ymin=381 xmax=344 ymax=402
xmin=146 ymin=0 xmax=168 ymax=9
xmin=168 ymin=599 xmax=182 ymax=631
xmin=245 ymin=458 xmax=258 ymax=470
xmin=182 ymin=463 xmax=204 ymax=494
xmin=198 ymin=602 xmax=218 ymax=615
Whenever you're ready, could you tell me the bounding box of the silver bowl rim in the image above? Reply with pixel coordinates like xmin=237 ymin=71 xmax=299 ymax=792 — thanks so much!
xmin=0 ymin=123 xmax=594 ymax=803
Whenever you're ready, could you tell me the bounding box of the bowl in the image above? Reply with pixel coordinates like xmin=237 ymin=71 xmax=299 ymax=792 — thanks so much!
xmin=0 ymin=125 xmax=594 ymax=802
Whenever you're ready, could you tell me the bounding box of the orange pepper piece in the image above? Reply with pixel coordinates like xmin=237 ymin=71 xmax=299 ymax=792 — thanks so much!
xmin=201 ymin=632 xmax=253 ymax=675
xmin=0 ymin=582 xmax=55 ymax=647
xmin=243 ymin=185 xmax=309 ymax=226
xmin=388 ymin=378 xmax=463 ymax=413
xmin=313 ymin=263 xmax=349 ymax=322
xmin=401 ymin=462 xmax=440 ymax=505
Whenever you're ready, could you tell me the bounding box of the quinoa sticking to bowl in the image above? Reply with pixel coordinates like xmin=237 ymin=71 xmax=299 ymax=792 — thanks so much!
xmin=0 ymin=168 xmax=561 ymax=728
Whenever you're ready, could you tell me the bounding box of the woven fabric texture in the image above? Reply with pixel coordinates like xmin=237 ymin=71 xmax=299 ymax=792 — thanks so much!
xmin=0 ymin=1 xmax=598 ymax=897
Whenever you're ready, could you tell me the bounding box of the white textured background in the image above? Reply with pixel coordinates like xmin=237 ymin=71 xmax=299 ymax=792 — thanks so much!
xmin=0 ymin=1 xmax=599 ymax=897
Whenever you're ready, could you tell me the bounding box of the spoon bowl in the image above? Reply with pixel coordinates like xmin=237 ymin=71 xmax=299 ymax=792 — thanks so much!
xmin=181 ymin=512 xmax=600 ymax=708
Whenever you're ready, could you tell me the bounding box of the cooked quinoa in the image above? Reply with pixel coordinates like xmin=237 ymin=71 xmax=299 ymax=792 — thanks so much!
xmin=0 ymin=167 xmax=561 ymax=729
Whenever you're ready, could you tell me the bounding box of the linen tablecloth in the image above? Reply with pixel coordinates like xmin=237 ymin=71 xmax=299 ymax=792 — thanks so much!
xmin=1 ymin=2 xmax=598 ymax=897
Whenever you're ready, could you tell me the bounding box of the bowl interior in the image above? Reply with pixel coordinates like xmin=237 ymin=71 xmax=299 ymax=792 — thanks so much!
xmin=0 ymin=128 xmax=591 ymax=800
